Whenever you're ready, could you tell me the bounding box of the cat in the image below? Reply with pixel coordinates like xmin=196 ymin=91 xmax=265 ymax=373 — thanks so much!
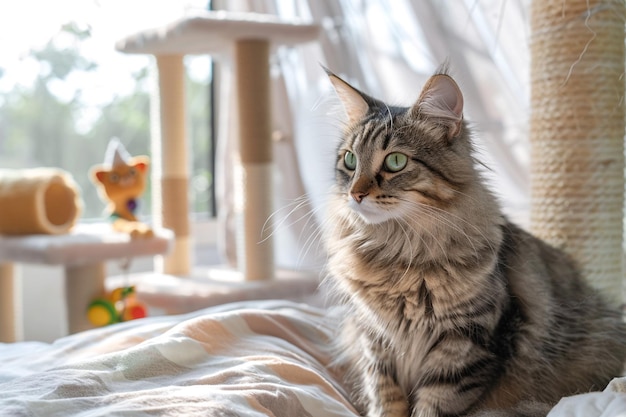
xmin=323 ymin=66 xmax=626 ymax=417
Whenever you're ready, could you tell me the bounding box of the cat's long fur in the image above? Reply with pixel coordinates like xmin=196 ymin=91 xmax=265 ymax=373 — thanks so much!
xmin=323 ymin=67 xmax=626 ymax=417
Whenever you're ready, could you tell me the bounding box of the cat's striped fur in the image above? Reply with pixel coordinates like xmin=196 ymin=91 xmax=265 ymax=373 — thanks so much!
xmin=324 ymin=67 xmax=626 ymax=417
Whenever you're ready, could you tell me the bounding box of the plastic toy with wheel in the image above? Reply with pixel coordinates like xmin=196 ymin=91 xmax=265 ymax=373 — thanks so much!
xmin=87 ymin=286 xmax=147 ymax=327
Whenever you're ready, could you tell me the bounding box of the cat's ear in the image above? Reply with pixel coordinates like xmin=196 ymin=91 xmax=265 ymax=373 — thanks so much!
xmin=325 ymin=68 xmax=369 ymax=125
xmin=89 ymin=166 xmax=107 ymax=184
xmin=134 ymin=162 xmax=147 ymax=173
xmin=131 ymin=156 xmax=150 ymax=172
xmin=413 ymin=74 xmax=464 ymax=139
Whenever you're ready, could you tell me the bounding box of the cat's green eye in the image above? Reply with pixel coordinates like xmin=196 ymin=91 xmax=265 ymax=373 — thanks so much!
xmin=344 ymin=151 xmax=357 ymax=170
xmin=384 ymin=153 xmax=408 ymax=172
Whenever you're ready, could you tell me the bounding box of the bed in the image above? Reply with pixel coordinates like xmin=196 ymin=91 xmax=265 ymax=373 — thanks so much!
xmin=0 ymin=300 xmax=356 ymax=416
xmin=1 ymin=299 xmax=625 ymax=417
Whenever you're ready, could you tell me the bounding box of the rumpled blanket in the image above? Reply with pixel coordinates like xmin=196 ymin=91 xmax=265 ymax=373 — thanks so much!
xmin=0 ymin=299 xmax=624 ymax=417
xmin=0 ymin=300 xmax=357 ymax=417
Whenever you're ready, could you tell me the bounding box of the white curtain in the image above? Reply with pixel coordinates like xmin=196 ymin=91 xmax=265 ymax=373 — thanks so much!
xmin=213 ymin=0 xmax=531 ymax=271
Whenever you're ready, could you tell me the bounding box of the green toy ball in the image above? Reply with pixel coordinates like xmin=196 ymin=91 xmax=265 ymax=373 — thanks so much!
xmin=87 ymin=299 xmax=119 ymax=326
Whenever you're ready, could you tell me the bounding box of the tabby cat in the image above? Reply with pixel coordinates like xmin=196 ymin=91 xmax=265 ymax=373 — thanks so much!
xmin=323 ymin=66 xmax=626 ymax=417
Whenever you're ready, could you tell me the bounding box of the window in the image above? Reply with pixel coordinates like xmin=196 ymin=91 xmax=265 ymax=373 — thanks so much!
xmin=0 ymin=1 xmax=215 ymax=221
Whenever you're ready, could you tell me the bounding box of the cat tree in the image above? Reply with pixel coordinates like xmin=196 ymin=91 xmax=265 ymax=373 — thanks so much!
xmin=117 ymin=12 xmax=319 ymax=280
xmin=530 ymin=0 xmax=625 ymax=303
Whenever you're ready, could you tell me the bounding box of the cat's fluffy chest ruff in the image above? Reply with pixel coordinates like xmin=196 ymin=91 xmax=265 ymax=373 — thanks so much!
xmin=329 ymin=224 xmax=513 ymax=414
xmin=340 ymin=217 xmax=501 ymax=299
xmin=328 ymin=204 xmax=506 ymax=343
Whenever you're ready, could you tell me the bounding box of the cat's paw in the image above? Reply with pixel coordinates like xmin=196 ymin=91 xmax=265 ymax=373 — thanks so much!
xmin=409 ymin=406 xmax=442 ymax=417
xmin=367 ymin=402 xmax=409 ymax=417
xmin=112 ymin=219 xmax=154 ymax=239
xmin=129 ymin=225 xmax=154 ymax=239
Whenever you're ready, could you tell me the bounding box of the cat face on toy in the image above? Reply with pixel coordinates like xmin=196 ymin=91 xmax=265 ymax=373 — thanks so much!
xmin=92 ymin=158 xmax=149 ymax=204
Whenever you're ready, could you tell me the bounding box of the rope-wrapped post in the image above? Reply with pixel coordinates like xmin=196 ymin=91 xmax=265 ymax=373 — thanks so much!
xmin=530 ymin=0 xmax=625 ymax=303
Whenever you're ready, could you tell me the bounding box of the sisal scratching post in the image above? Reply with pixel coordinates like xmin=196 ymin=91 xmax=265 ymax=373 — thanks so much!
xmin=530 ymin=0 xmax=625 ymax=303
xmin=235 ymin=40 xmax=274 ymax=281
xmin=155 ymin=55 xmax=191 ymax=275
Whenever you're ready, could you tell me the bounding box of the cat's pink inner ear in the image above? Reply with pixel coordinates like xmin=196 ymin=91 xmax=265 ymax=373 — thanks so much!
xmin=329 ymin=75 xmax=369 ymax=125
xmin=94 ymin=170 xmax=106 ymax=183
xmin=416 ymin=74 xmax=464 ymax=138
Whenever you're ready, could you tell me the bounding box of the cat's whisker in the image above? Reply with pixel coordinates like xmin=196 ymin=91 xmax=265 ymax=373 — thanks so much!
xmin=395 ymin=199 xmax=480 ymax=262
xmin=418 ymin=208 xmax=479 ymax=261
xmin=259 ymin=194 xmax=319 ymax=243
xmin=383 ymin=102 xmax=394 ymax=136
xmin=393 ymin=205 xmax=443 ymax=262
xmin=422 ymin=203 xmax=499 ymax=259
xmin=265 ymin=189 xmax=339 ymax=269
xmin=294 ymin=205 xmax=330 ymax=268
xmin=398 ymin=196 xmax=498 ymax=260
xmin=259 ymin=195 xmax=306 ymax=238
xmin=393 ymin=218 xmax=414 ymax=281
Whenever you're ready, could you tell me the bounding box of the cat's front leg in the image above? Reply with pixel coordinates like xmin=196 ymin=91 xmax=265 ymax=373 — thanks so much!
xmin=408 ymin=347 xmax=497 ymax=417
xmin=407 ymin=380 xmax=487 ymax=417
xmin=362 ymin=370 xmax=408 ymax=417
xmin=359 ymin=335 xmax=409 ymax=417
xmin=409 ymin=404 xmax=452 ymax=417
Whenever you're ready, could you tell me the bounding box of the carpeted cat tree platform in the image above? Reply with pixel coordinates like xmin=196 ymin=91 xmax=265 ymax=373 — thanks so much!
xmin=530 ymin=0 xmax=625 ymax=305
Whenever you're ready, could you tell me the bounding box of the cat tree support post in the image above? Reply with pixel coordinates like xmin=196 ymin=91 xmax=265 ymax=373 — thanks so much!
xmin=530 ymin=0 xmax=625 ymax=303
xmin=64 ymin=263 xmax=106 ymax=334
xmin=154 ymin=55 xmax=191 ymax=275
xmin=235 ymin=40 xmax=273 ymax=281
xmin=0 ymin=264 xmax=19 ymax=342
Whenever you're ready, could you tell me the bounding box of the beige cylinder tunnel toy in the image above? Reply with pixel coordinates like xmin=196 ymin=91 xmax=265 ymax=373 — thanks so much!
xmin=0 ymin=168 xmax=82 ymax=235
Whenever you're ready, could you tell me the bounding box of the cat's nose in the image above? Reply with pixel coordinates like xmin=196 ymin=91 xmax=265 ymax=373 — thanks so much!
xmin=351 ymin=191 xmax=369 ymax=204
